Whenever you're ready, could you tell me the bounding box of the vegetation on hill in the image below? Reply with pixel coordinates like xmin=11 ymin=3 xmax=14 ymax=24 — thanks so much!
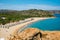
xmin=0 ymin=9 xmax=54 ymax=25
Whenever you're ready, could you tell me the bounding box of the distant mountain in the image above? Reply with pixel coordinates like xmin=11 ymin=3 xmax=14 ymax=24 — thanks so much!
xmin=47 ymin=10 xmax=60 ymax=14
xmin=0 ymin=9 xmax=60 ymax=14
xmin=0 ymin=10 xmax=17 ymax=13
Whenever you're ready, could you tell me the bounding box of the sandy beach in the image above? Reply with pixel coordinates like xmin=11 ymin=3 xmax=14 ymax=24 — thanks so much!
xmin=0 ymin=17 xmax=54 ymax=40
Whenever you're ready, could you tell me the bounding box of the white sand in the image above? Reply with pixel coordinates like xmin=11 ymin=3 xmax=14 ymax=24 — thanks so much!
xmin=0 ymin=38 xmax=5 ymax=40
xmin=0 ymin=17 xmax=54 ymax=40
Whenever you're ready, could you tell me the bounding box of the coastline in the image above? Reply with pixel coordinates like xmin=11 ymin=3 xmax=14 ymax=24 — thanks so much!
xmin=0 ymin=17 xmax=55 ymax=40
xmin=9 ymin=17 xmax=55 ymax=34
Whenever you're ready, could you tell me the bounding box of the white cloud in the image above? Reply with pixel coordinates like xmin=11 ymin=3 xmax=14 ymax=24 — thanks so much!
xmin=0 ymin=4 xmax=60 ymax=10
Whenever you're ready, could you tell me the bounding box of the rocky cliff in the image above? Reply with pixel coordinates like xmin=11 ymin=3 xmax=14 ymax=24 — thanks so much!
xmin=9 ymin=28 xmax=60 ymax=40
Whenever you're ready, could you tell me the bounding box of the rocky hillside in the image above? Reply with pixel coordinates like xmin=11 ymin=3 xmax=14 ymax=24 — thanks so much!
xmin=48 ymin=10 xmax=60 ymax=13
xmin=9 ymin=28 xmax=60 ymax=40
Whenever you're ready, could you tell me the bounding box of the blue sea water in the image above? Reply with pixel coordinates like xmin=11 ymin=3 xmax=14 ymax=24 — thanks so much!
xmin=54 ymin=14 xmax=60 ymax=17
xmin=26 ymin=14 xmax=60 ymax=31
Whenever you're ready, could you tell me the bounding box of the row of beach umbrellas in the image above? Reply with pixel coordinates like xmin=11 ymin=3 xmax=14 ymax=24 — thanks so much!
xmin=0 ymin=18 xmax=33 ymax=29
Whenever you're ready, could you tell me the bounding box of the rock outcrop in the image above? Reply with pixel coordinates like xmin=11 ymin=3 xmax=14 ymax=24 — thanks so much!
xmin=9 ymin=28 xmax=60 ymax=40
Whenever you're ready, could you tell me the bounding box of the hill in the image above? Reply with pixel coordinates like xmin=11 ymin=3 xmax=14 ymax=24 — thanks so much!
xmin=47 ymin=10 xmax=60 ymax=13
xmin=0 ymin=9 xmax=54 ymax=24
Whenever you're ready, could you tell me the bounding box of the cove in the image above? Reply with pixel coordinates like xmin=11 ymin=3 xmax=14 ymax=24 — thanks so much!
xmin=26 ymin=14 xmax=60 ymax=31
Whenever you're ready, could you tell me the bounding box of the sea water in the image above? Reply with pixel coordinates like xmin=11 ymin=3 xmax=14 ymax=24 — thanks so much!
xmin=26 ymin=14 xmax=60 ymax=31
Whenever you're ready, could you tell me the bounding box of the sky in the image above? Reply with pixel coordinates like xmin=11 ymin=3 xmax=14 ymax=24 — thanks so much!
xmin=0 ymin=0 xmax=60 ymax=10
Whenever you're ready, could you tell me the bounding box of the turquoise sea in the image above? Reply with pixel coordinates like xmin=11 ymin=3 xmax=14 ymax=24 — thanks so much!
xmin=26 ymin=14 xmax=60 ymax=31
